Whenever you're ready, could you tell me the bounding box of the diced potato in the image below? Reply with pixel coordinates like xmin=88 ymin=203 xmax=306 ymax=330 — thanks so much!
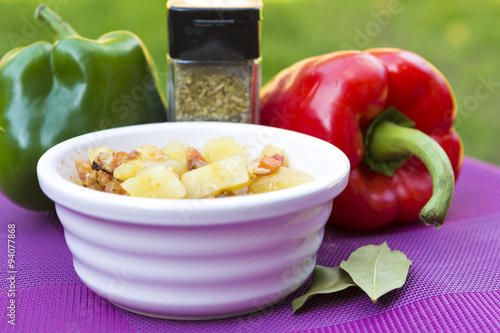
xmin=256 ymin=145 xmax=288 ymax=167
xmin=121 ymin=166 xmax=186 ymax=199
xmin=165 ymin=159 xmax=188 ymax=176
xmin=113 ymin=157 xmax=144 ymax=180
xmin=161 ymin=141 xmax=188 ymax=164
xmin=136 ymin=144 xmax=187 ymax=175
xmin=88 ymin=146 xmax=115 ymax=162
xmin=181 ymin=155 xmax=250 ymax=198
xmin=134 ymin=144 xmax=164 ymax=159
xmin=249 ymin=167 xmax=314 ymax=194
xmin=114 ymin=145 xmax=187 ymax=180
xmin=203 ymin=136 xmax=248 ymax=163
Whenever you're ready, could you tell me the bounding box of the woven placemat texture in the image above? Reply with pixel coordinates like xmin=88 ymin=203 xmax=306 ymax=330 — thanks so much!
xmin=1 ymin=157 xmax=499 ymax=333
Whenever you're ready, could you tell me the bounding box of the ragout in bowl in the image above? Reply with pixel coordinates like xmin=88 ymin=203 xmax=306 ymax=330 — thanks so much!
xmin=37 ymin=121 xmax=350 ymax=320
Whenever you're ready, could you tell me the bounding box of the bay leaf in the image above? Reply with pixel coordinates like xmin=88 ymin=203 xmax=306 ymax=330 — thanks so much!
xmin=292 ymin=265 xmax=356 ymax=313
xmin=339 ymin=242 xmax=412 ymax=302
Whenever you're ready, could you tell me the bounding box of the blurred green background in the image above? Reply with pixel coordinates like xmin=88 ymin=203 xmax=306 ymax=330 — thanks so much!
xmin=1 ymin=0 xmax=499 ymax=165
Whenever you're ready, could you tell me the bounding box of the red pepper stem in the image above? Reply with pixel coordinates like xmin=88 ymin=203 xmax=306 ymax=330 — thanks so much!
xmin=35 ymin=5 xmax=80 ymax=40
xmin=368 ymin=121 xmax=455 ymax=229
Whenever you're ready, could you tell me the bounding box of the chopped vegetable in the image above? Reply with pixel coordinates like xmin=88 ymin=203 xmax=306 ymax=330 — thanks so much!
xmin=74 ymin=136 xmax=314 ymax=199
xmin=258 ymin=155 xmax=283 ymax=172
xmin=249 ymin=167 xmax=314 ymax=194
xmin=203 ymin=136 xmax=248 ymax=163
xmin=181 ymin=154 xmax=250 ymax=198
xmin=121 ymin=166 xmax=185 ymax=199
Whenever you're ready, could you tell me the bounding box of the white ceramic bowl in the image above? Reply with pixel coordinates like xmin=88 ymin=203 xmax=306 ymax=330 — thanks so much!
xmin=37 ymin=122 xmax=350 ymax=320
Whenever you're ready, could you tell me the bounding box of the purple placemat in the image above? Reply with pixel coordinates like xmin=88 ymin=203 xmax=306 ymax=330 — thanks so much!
xmin=1 ymin=157 xmax=499 ymax=332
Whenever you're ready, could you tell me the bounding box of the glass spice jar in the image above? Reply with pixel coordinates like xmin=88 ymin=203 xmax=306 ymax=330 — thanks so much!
xmin=166 ymin=0 xmax=263 ymax=123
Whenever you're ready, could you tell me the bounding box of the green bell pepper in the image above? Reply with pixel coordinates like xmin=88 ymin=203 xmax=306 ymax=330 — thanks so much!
xmin=0 ymin=5 xmax=167 ymax=211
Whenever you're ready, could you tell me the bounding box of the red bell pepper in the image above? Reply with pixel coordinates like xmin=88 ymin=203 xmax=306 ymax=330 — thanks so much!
xmin=259 ymin=48 xmax=463 ymax=231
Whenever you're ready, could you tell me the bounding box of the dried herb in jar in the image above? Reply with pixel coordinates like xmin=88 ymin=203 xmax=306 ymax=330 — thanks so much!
xmin=172 ymin=60 xmax=257 ymax=122
xmin=167 ymin=0 xmax=263 ymax=123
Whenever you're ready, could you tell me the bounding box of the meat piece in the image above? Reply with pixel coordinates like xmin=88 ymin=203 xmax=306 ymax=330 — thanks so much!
xmin=75 ymin=158 xmax=93 ymax=182
xmin=253 ymin=154 xmax=283 ymax=175
xmin=92 ymin=151 xmax=128 ymax=174
xmin=126 ymin=150 xmax=141 ymax=161
xmin=186 ymin=147 xmax=208 ymax=171
xmin=75 ymin=157 xmax=125 ymax=194
xmin=271 ymin=154 xmax=285 ymax=163
xmin=75 ymin=158 xmax=101 ymax=189
xmin=258 ymin=155 xmax=283 ymax=171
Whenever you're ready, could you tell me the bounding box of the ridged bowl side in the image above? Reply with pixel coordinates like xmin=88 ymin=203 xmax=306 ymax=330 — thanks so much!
xmin=56 ymin=202 xmax=332 ymax=319
xmin=37 ymin=122 xmax=351 ymax=319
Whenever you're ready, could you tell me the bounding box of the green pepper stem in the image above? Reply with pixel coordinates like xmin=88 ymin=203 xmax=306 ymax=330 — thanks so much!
xmin=368 ymin=121 xmax=455 ymax=229
xmin=35 ymin=4 xmax=80 ymax=40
